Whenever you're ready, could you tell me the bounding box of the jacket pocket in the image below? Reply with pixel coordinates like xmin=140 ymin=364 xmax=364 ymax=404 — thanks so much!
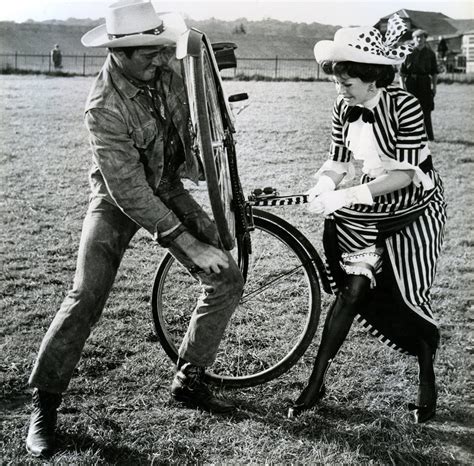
xmin=131 ymin=120 xmax=158 ymax=149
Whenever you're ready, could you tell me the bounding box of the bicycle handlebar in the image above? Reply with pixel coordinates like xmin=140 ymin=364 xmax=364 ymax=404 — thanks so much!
xmin=247 ymin=192 xmax=309 ymax=207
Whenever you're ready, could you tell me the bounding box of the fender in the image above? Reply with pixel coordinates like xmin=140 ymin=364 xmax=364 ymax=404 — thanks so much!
xmin=176 ymin=27 xmax=236 ymax=132
xmin=176 ymin=28 xmax=205 ymax=59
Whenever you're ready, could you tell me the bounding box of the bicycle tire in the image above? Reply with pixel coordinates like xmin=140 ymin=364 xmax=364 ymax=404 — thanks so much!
xmin=151 ymin=208 xmax=321 ymax=388
xmin=189 ymin=40 xmax=235 ymax=250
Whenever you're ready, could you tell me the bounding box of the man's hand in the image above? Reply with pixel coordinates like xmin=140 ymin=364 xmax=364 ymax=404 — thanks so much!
xmin=173 ymin=231 xmax=229 ymax=274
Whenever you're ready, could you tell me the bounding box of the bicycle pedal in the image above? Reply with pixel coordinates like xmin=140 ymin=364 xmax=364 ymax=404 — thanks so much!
xmin=249 ymin=187 xmax=278 ymax=200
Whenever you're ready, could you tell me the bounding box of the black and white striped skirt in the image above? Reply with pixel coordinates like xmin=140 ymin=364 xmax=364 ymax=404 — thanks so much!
xmin=323 ymin=171 xmax=447 ymax=355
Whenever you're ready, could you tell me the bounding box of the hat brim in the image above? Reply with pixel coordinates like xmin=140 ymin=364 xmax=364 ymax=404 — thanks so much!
xmin=314 ymin=40 xmax=404 ymax=65
xmin=81 ymin=12 xmax=187 ymax=48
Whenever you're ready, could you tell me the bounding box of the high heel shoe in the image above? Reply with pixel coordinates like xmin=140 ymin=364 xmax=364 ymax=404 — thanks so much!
xmin=408 ymin=382 xmax=437 ymax=423
xmin=287 ymin=384 xmax=326 ymax=418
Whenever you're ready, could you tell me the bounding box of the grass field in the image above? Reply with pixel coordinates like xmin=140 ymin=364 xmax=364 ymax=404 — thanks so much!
xmin=1 ymin=75 xmax=473 ymax=464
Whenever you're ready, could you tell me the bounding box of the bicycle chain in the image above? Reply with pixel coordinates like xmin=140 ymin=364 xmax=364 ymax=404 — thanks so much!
xmin=225 ymin=131 xmax=252 ymax=253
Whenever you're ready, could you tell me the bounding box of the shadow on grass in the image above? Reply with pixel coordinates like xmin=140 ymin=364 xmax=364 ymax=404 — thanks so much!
xmin=437 ymin=405 xmax=474 ymax=429
xmin=54 ymin=430 xmax=151 ymax=464
xmin=0 ymin=391 xmax=30 ymax=411
xmin=435 ymin=138 xmax=474 ymax=147
xmin=233 ymin=397 xmax=468 ymax=464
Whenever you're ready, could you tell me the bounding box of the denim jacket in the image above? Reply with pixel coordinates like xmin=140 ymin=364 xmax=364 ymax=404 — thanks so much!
xmin=84 ymin=54 xmax=202 ymax=241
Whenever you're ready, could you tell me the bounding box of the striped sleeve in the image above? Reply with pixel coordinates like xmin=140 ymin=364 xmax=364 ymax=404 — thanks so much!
xmin=329 ymin=97 xmax=352 ymax=163
xmin=394 ymin=93 xmax=425 ymax=165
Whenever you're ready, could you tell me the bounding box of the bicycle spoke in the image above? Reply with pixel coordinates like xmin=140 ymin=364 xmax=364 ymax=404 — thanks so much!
xmin=240 ymin=264 xmax=305 ymax=304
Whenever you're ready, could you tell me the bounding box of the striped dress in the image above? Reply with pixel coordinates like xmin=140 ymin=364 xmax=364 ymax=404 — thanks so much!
xmin=322 ymin=86 xmax=447 ymax=355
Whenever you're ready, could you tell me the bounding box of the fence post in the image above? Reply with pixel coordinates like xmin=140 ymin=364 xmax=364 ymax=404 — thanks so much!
xmin=317 ymin=63 xmax=320 ymax=80
xmin=274 ymin=56 xmax=278 ymax=79
xmin=14 ymin=51 xmax=18 ymax=70
xmin=83 ymin=53 xmax=86 ymax=76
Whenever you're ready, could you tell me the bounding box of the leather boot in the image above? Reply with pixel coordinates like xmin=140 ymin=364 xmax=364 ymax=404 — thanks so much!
xmin=408 ymin=382 xmax=437 ymax=423
xmin=26 ymin=388 xmax=62 ymax=457
xmin=171 ymin=363 xmax=235 ymax=414
xmin=408 ymin=340 xmax=437 ymax=423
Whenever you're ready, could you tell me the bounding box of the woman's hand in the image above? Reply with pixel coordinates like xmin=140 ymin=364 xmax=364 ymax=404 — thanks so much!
xmin=308 ymin=185 xmax=373 ymax=216
xmin=306 ymin=175 xmax=336 ymax=202
xmin=308 ymin=170 xmax=415 ymax=215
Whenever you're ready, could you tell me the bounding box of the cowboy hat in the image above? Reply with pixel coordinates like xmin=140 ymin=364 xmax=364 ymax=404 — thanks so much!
xmin=314 ymin=14 xmax=412 ymax=65
xmin=81 ymin=0 xmax=188 ymax=48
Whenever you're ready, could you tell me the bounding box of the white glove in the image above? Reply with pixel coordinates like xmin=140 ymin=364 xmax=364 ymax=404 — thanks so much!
xmin=308 ymin=184 xmax=373 ymax=216
xmin=306 ymin=175 xmax=336 ymax=202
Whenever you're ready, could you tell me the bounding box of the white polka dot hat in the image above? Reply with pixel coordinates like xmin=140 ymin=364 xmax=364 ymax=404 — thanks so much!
xmin=314 ymin=14 xmax=413 ymax=65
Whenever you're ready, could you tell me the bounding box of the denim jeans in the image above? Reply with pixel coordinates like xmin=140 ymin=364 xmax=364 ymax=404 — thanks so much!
xmin=29 ymin=191 xmax=243 ymax=394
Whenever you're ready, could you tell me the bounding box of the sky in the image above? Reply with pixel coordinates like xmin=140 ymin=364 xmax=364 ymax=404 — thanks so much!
xmin=1 ymin=0 xmax=473 ymax=27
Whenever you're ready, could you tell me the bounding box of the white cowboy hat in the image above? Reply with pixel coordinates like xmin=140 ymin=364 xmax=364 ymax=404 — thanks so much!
xmin=81 ymin=0 xmax=188 ymax=48
xmin=314 ymin=14 xmax=412 ymax=65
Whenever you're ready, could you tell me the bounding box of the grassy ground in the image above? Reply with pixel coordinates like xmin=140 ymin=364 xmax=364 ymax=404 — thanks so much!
xmin=1 ymin=75 xmax=473 ymax=464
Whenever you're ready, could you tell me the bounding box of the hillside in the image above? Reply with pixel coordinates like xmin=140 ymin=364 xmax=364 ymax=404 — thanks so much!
xmin=0 ymin=17 xmax=340 ymax=58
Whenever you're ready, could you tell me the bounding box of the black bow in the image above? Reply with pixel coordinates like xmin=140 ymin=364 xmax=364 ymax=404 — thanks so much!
xmin=346 ymin=106 xmax=375 ymax=124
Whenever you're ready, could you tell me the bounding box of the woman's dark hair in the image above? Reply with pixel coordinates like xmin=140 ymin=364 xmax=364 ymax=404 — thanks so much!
xmin=321 ymin=61 xmax=395 ymax=88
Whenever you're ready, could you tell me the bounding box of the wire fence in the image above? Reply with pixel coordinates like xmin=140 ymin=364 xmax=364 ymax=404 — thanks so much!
xmin=0 ymin=53 xmax=108 ymax=76
xmin=1 ymin=52 xmax=472 ymax=82
xmin=221 ymin=57 xmax=323 ymax=80
xmin=0 ymin=52 xmax=323 ymax=80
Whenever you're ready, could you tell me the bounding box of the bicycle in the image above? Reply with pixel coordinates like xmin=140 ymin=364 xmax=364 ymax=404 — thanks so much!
xmin=151 ymin=29 xmax=331 ymax=388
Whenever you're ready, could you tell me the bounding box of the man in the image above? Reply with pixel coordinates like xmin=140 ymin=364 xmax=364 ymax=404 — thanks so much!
xmin=399 ymin=29 xmax=438 ymax=141
xmin=51 ymin=44 xmax=62 ymax=69
xmin=26 ymin=0 xmax=244 ymax=458
xmin=437 ymin=37 xmax=448 ymax=60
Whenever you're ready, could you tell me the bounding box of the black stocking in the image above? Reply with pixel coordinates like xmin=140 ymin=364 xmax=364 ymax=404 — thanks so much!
xmin=293 ymin=274 xmax=370 ymax=408
xmin=415 ymin=338 xmax=436 ymax=405
xmin=417 ymin=339 xmax=435 ymax=384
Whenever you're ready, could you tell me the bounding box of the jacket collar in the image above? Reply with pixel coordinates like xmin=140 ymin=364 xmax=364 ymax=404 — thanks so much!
xmin=106 ymin=54 xmax=147 ymax=99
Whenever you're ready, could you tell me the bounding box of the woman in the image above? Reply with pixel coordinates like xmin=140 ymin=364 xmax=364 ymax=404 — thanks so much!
xmin=399 ymin=29 xmax=438 ymax=141
xmin=288 ymin=15 xmax=446 ymax=423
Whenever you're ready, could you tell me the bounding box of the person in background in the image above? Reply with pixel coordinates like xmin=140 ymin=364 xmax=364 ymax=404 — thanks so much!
xmin=26 ymin=0 xmax=244 ymax=458
xmin=437 ymin=37 xmax=448 ymax=60
xmin=399 ymin=29 xmax=438 ymax=141
xmin=288 ymin=15 xmax=446 ymax=425
xmin=50 ymin=44 xmax=62 ymax=69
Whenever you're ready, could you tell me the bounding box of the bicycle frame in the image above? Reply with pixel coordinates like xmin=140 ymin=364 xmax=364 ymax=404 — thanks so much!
xmin=151 ymin=29 xmax=332 ymax=386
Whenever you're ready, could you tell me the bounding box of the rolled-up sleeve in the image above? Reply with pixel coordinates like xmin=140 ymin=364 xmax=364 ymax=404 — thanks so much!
xmin=85 ymin=108 xmax=182 ymax=241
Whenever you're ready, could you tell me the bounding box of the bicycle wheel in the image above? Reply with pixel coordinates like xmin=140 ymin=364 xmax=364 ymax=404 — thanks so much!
xmin=151 ymin=209 xmax=321 ymax=388
xmin=186 ymin=39 xmax=235 ymax=250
